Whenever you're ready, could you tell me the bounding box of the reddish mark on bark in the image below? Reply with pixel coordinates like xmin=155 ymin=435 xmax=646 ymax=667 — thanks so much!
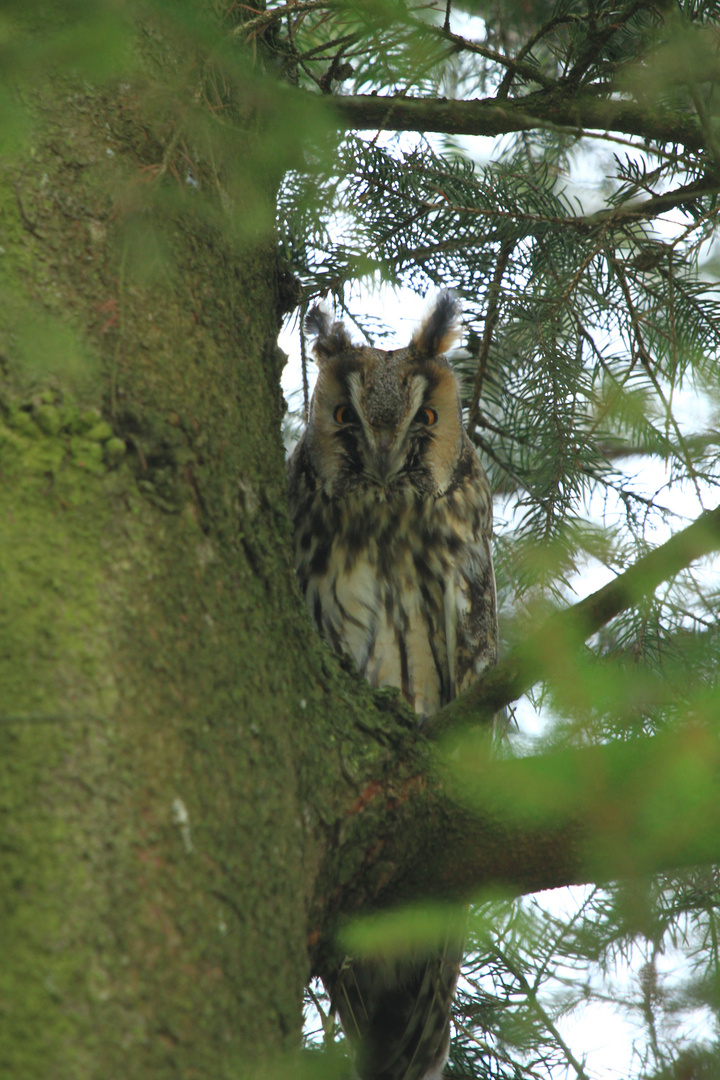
xmin=373 ymin=863 xmax=397 ymax=893
xmin=349 ymin=774 xmax=427 ymax=817
xmin=349 ymin=780 xmax=383 ymax=815
xmin=307 ymin=927 xmax=320 ymax=948
xmin=365 ymin=838 xmax=385 ymax=863
xmin=97 ymin=297 xmax=119 ymax=334
xmin=385 ymin=773 xmax=427 ymax=813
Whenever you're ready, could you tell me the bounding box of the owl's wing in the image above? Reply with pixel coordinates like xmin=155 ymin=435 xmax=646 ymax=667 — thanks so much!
xmin=442 ymin=438 xmax=497 ymax=701
xmin=451 ymin=530 xmax=497 ymax=698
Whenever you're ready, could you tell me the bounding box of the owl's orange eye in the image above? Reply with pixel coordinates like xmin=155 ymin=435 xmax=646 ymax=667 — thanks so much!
xmin=415 ymin=406 xmax=438 ymax=426
xmin=334 ymin=404 xmax=357 ymax=425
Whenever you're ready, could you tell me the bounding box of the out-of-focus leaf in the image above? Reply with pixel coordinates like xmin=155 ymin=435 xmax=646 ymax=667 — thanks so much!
xmin=340 ymin=902 xmax=466 ymax=957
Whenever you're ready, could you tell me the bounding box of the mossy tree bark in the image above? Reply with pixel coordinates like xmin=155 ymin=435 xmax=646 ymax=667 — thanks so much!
xmin=0 ymin=18 xmax=330 ymax=1076
xmin=0 ymin=9 xmax=443 ymax=1078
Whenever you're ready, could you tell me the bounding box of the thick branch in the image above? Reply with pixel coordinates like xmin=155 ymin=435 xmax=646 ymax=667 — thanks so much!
xmin=411 ymin=721 xmax=720 ymax=903
xmin=426 ymin=503 xmax=720 ymax=741
xmin=318 ymin=709 xmax=720 ymax=928
xmin=331 ymin=90 xmax=707 ymax=152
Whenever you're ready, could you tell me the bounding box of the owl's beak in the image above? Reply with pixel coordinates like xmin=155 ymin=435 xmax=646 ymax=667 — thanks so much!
xmin=372 ymin=432 xmax=397 ymax=482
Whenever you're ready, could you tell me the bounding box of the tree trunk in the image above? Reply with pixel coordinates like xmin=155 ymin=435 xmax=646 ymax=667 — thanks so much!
xmin=0 ymin=15 xmax=435 ymax=1074
xmin=0 ymin=24 xmax=327 ymax=1075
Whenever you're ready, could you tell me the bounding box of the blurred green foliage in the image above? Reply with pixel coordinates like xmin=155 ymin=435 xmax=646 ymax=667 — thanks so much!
xmin=340 ymin=902 xmax=467 ymax=957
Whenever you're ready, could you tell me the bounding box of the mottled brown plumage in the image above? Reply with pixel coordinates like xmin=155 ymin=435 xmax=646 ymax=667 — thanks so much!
xmin=288 ymin=293 xmax=497 ymax=1080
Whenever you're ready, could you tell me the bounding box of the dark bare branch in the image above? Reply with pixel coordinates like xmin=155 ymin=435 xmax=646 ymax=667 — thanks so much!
xmin=330 ymin=91 xmax=707 ymax=152
xmin=414 ymin=721 xmax=720 ymax=902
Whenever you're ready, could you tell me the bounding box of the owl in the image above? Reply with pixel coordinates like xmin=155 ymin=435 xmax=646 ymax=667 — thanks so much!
xmin=287 ymin=292 xmax=497 ymax=1080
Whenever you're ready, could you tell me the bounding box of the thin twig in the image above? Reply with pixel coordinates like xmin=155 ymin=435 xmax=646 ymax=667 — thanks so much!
xmin=496 ymin=13 xmax=577 ymax=99
xmin=238 ymin=0 xmax=332 ymax=38
xmin=490 ymin=942 xmax=592 ymax=1080
xmin=434 ymin=27 xmax=556 ymax=90
xmin=613 ymin=261 xmax=706 ymax=509
xmin=296 ymin=31 xmax=358 ymax=65
xmin=467 ymin=239 xmax=515 ymax=439
xmin=565 ymin=0 xmax=654 ymax=88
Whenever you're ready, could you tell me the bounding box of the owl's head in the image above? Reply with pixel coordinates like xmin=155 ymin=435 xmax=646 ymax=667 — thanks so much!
xmin=303 ymin=292 xmax=464 ymax=498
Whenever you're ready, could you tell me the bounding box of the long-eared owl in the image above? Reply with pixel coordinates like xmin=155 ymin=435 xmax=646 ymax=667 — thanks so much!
xmin=287 ymin=293 xmax=497 ymax=1080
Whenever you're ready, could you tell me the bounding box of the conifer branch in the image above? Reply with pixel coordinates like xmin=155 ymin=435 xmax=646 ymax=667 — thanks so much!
xmin=425 ymin=503 xmax=720 ymax=741
xmin=331 ymin=91 xmax=707 ymax=152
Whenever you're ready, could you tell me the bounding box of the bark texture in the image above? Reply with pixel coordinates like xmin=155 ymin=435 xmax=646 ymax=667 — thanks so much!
xmin=0 ymin=26 xmax=321 ymax=1076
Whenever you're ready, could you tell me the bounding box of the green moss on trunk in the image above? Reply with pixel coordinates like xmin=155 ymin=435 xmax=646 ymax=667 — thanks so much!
xmin=0 ymin=24 xmax=320 ymax=1070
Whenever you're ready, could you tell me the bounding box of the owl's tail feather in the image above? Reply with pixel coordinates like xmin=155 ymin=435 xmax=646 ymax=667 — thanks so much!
xmin=327 ymin=935 xmax=462 ymax=1080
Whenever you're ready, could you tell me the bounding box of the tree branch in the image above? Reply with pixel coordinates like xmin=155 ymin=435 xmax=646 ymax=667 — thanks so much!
xmin=238 ymin=0 xmax=332 ymax=38
xmin=330 ymin=90 xmax=707 ymax=152
xmin=387 ymin=179 xmax=720 ymax=266
xmin=422 ymin=719 xmax=720 ymax=901
xmin=425 ymin=503 xmax=720 ymax=742
xmin=319 ymin=705 xmax=720 ymax=924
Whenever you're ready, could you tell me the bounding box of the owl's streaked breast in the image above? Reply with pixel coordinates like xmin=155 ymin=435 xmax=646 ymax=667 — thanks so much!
xmin=290 ymin=443 xmax=494 ymax=715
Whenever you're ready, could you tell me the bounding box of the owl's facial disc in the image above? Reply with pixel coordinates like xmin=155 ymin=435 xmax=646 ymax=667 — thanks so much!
xmin=342 ymin=367 xmax=430 ymax=487
xmin=308 ymin=344 xmax=462 ymax=498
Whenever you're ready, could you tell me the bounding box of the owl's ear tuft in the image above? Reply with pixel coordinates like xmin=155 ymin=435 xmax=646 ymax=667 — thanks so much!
xmin=305 ymin=304 xmax=354 ymax=360
xmin=413 ymin=291 xmax=460 ymax=357
xmin=304 ymin=304 xmax=331 ymax=340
